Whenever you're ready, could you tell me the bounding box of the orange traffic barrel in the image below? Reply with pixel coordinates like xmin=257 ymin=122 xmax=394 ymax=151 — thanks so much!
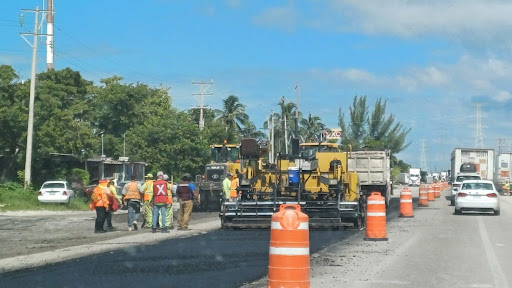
xmin=364 ymin=192 xmax=388 ymax=241
xmin=418 ymin=185 xmax=429 ymax=207
xmin=399 ymin=187 xmax=414 ymax=218
xmin=427 ymin=185 xmax=435 ymax=202
xmin=434 ymin=184 xmax=441 ymax=198
xmin=268 ymin=204 xmax=310 ymax=288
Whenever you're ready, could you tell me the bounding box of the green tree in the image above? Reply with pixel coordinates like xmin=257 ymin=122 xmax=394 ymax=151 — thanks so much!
xmin=240 ymin=119 xmax=266 ymax=140
xmin=338 ymin=95 xmax=410 ymax=154
xmin=215 ymin=95 xmax=248 ymax=142
xmin=264 ymin=98 xmax=301 ymax=154
xmin=300 ymin=113 xmax=325 ymax=142
xmin=0 ymin=65 xmax=26 ymax=181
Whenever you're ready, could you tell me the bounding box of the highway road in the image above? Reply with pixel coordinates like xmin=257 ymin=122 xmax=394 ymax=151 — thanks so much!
xmin=2 ymin=186 xmax=511 ymax=288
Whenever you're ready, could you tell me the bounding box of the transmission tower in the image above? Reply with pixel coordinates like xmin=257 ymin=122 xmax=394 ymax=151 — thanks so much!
xmin=474 ymin=104 xmax=485 ymax=149
xmin=420 ymin=139 xmax=428 ymax=172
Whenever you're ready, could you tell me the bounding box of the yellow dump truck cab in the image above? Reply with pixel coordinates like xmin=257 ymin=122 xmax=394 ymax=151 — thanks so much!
xmin=198 ymin=143 xmax=242 ymax=212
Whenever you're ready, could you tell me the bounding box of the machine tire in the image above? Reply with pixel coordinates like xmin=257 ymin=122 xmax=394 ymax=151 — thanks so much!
xmin=494 ymin=210 xmax=500 ymax=216
xmin=454 ymin=208 xmax=462 ymax=215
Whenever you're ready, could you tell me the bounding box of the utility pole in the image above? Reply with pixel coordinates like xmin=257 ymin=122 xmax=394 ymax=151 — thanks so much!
xmin=20 ymin=7 xmax=52 ymax=188
xmin=269 ymin=111 xmax=274 ymax=164
xmin=46 ymin=0 xmax=54 ymax=70
xmin=294 ymin=84 xmax=299 ymax=138
xmin=191 ymin=80 xmax=213 ymax=131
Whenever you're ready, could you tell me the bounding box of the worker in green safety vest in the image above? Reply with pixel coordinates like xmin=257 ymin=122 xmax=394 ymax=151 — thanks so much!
xmin=141 ymin=173 xmax=154 ymax=228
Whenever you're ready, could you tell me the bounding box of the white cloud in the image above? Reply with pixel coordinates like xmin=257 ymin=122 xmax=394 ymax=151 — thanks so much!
xmin=252 ymin=4 xmax=299 ymax=32
xmin=398 ymin=66 xmax=450 ymax=91
xmin=327 ymin=0 xmax=512 ymax=41
xmin=493 ymin=91 xmax=512 ymax=103
xmin=333 ymin=68 xmax=376 ymax=82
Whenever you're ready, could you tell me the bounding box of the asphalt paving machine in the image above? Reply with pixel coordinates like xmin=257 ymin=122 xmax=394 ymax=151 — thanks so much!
xmin=220 ymin=139 xmax=365 ymax=229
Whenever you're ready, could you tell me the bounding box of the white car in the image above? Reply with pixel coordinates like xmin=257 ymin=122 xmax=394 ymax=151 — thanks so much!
xmin=38 ymin=181 xmax=75 ymax=204
xmin=454 ymin=180 xmax=500 ymax=216
xmin=450 ymin=173 xmax=481 ymax=206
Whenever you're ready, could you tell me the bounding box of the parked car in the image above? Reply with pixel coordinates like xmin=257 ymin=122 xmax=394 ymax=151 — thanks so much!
xmin=38 ymin=181 xmax=75 ymax=204
xmin=454 ymin=180 xmax=499 ymax=216
xmin=450 ymin=173 xmax=481 ymax=206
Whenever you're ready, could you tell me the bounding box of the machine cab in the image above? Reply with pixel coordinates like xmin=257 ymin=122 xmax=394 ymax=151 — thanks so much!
xmin=210 ymin=144 xmax=241 ymax=163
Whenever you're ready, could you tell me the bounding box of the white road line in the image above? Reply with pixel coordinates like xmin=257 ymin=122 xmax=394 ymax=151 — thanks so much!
xmin=477 ymin=216 xmax=509 ymax=288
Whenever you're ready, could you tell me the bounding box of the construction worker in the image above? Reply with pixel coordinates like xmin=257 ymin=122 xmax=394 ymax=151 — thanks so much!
xmin=503 ymin=181 xmax=510 ymax=196
xmin=223 ymin=172 xmax=233 ymax=201
xmin=141 ymin=173 xmax=154 ymax=229
xmin=103 ymin=179 xmax=122 ymax=232
xmin=229 ymin=170 xmax=240 ymax=202
xmin=122 ymin=175 xmax=143 ymax=231
xmin=158 ymin=174 xmax=174 ymax=229
xmin=152 ymin=171 xmax=171 ymax=233
xmin=91 ymin=180 xmax=109 ymax=233
xmin=177 ymin=174 xmax=196 ymax=230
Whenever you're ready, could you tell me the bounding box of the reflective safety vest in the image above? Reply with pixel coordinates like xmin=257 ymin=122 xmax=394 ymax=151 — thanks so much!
xmin=143 ymin=180 xmax=154 ymax=201
xmin=92 ymin=185 xmax=109 ymax=208
xmin=153 ymin=180 xmax=168 ymax=204
xmin=167 ymin=182 xmax=173 ymax=204
xmin=230 ymin=177 xmax=239 ymax=198
xmin=125 ymin=181 xmax=141 ymax=201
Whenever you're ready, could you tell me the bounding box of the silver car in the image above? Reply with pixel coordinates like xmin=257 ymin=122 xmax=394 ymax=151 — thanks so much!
xmin=454 ymin=180 xmax=500 ymax=215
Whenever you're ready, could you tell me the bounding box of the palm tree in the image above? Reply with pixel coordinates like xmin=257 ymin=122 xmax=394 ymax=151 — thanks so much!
xmin=263 ymin=97 xmax=302 ymax=154
xmin=215 ymin=95 xmax=249 ymax=137
xmin=240 ymin=119 xmax=266 ymax=140
xmin=300 ymin=113 xmax=325 ymax=142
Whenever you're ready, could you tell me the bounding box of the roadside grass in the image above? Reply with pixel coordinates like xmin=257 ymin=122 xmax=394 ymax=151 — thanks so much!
xmin=0 ymin=182 xmax=90 ymax=212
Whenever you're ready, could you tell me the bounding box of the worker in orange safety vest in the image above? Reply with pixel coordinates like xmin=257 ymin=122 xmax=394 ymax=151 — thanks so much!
xmin=91 ymin=179 xmax=110 ymax=233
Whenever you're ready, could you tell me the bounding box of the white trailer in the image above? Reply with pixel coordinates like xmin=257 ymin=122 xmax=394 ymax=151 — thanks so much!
xmin=397 ymin=173 xmax=409 ymax=185
xmin=348 ymin=150 xmax=392 ymax=208
xmin=450 ymin=148 xmax=495 ymax=182
xmin=495 ymin=153 xmax=512 ymax=186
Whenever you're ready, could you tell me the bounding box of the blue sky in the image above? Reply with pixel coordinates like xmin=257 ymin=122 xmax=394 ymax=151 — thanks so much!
xmin=2 ymin=0 xmax=512 ymax=172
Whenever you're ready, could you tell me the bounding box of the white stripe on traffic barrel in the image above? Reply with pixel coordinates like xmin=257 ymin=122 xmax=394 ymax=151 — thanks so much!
xmin=269 ymin=247 xmax=310 ymax=256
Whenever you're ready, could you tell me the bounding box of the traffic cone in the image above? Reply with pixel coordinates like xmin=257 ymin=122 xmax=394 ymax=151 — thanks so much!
xmin=365 ymin=192 xmax=388 ymax=241
xmin=418 ymin=185 xmax=429 ymax=207
xmin=427 ymin=185 xmax=435 ymax=202
xmin=268 ymin=204 xmax=310 ymax=288
xmin=399 ymin=187 xmax=414 ymax=218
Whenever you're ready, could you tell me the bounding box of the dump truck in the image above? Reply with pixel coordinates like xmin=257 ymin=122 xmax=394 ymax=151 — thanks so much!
xmin=220 ymin=140 xmax=364 ymax=229
xmin=197 ymin=143 xmax=241 ymax=212
xmin=348 ymin=150 xmax=392 ymax=208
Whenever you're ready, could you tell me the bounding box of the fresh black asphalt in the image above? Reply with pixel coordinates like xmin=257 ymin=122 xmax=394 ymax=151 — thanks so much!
xmin=0 ymin=198 xmax=402 ymax=288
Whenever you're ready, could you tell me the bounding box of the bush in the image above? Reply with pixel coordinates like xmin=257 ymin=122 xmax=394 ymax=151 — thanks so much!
xmin=71 ymin=168 xmax=90 ymax=186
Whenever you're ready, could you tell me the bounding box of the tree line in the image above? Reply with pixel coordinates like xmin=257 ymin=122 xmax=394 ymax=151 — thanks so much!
xmin=0 ymin=65 xmax=411 ymax=186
